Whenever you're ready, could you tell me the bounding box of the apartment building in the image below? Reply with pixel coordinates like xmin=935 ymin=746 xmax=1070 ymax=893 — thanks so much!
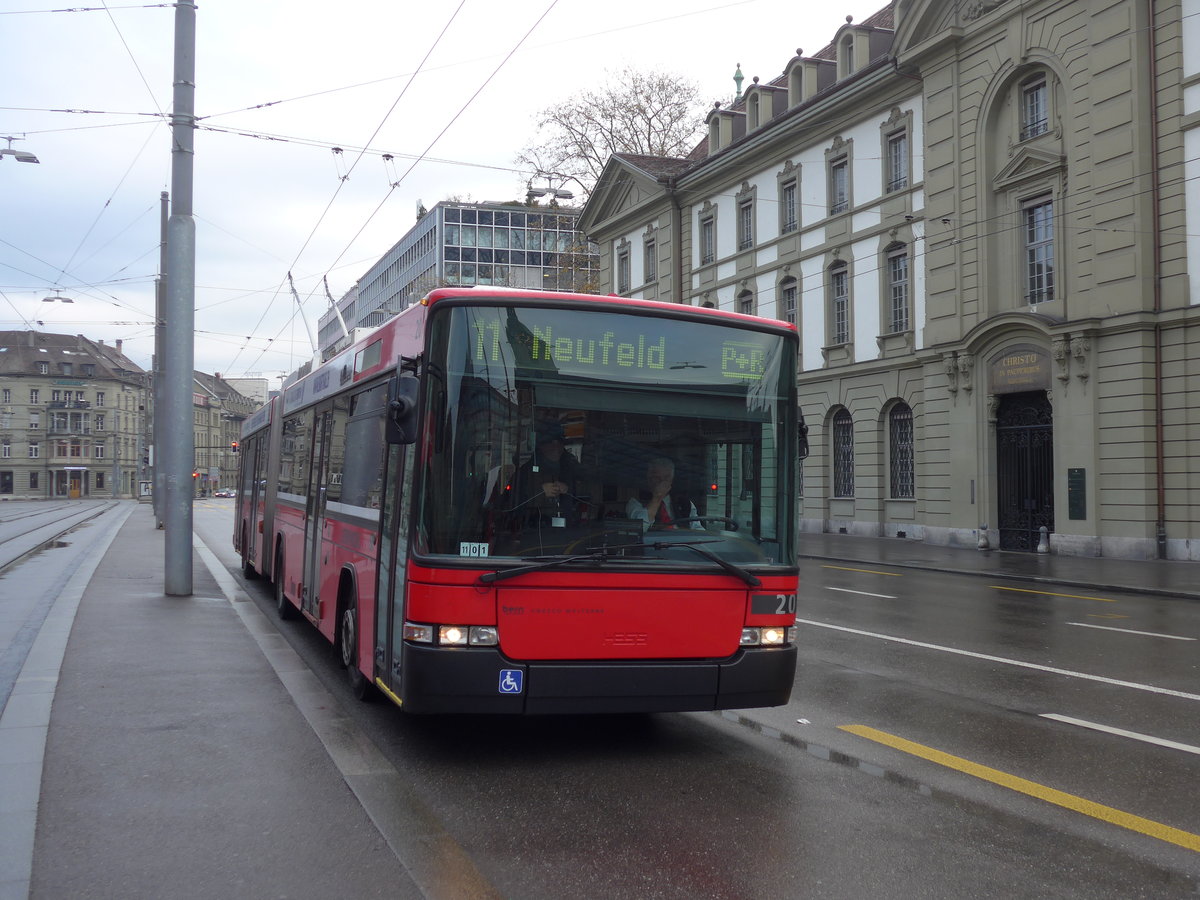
xmin=0 ymin=331 xmax=150 ymax=499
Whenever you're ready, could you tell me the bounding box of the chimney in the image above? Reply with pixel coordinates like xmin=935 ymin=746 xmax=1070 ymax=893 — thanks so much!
xmin=116 ymin=339 xmax=123 ymax=356
xmin=215 ymin=372 xmax=221 ymax=380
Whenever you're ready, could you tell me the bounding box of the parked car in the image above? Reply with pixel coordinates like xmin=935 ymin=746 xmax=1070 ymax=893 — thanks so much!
xmin=213 ymin=488 xmax=235 ymax=498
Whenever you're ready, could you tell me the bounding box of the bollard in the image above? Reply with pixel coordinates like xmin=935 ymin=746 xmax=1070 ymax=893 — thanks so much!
xmin=1037 ymin=525 xmax=1049 ymax=554
xmin=977 ymin=524 xmax=989 ymax=551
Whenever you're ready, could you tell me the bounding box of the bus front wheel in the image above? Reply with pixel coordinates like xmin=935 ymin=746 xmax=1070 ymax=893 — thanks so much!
xmin=340 ymin=600 xmax=372 ymax=702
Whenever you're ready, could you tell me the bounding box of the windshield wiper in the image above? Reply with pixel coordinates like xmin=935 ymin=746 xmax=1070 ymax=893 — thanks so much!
xmin=641 ymin=538 xmax=762 ymax=587
xmin=477 ymin=543 xmax=646 ymax=584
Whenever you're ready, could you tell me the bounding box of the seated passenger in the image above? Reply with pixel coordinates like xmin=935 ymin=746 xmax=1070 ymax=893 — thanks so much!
xmin=626 ymin=457 xmax=703 ymax=530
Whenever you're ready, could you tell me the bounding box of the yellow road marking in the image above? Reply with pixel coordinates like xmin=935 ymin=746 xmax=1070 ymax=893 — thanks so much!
xmin=1086 ymin=613 xmax=1130 ymax=620
xmin=822 ymin=564 xmax=903 ymax=577
xmin=990 ymin=585 xmax=1116 ymax=603
xmin=840 ymin=724 xmax=1200 ymax=853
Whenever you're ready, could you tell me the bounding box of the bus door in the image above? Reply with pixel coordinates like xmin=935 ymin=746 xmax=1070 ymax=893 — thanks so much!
xmin=374 ymin=442 xmax=412 ymax=699
xmin=301 ymin=403 xmax=334 ymax=619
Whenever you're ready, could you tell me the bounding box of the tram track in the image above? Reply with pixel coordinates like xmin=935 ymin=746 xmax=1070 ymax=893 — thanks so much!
xmin=0 ymin=500 xmax=121 ymax=574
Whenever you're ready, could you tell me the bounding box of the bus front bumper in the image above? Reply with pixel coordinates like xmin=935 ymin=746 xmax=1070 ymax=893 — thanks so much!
xmin=396 ymin=644 xmax=796 ymax=714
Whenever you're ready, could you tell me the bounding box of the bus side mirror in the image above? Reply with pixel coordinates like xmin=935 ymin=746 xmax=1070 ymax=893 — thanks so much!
xmin=797 ymin=421 xmax=810 ymax=460
xmin=387 ymin=374 xmax=419 ymax=445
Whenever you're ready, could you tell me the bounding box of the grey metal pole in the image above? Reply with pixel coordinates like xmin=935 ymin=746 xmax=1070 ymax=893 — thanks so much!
xmin=153 ymin=190 xmax=167 ymax=528
xmin=163 ymin=0 xmax=196 ymax=595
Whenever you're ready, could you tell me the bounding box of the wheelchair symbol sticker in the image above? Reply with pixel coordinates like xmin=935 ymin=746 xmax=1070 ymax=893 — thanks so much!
xmin=499 ymin=669 xmax=523 ymax=694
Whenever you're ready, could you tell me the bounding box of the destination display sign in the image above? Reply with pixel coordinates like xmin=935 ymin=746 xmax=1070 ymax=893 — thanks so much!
xmin=460 ymin=306 xmax=784 ymax=387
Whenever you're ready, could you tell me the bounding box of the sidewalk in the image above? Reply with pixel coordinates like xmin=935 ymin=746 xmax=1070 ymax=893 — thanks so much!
xmin=799 ymin=531 xmax=1200 ymax=602
xmin=6 ymin=503 xmax=420 ymax=900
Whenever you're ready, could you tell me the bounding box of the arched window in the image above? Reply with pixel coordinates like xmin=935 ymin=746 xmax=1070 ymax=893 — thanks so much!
xmin=779 ymin=276 xmax=797 ymax=325
xmin=738 ymin=289 xmax=755 ymax=316
xmin=832 ymin=408 xmax=854 ymax=497
xmin=888 ymin=402 xmax=914 ymax=499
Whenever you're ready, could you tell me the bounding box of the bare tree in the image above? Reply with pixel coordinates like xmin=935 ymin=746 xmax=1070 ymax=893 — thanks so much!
xmin=517 ymin=66 xmax=708 ymax=200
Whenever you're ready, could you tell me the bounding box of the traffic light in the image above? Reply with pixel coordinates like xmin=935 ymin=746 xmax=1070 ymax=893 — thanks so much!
xmin=230 ymin=440 xmax=239 ymax=453
xmin=192 ymin=471 xmax=199 ymax=480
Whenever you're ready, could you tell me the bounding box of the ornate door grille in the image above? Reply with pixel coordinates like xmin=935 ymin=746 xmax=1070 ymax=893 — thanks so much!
xmin=996 ymin=392 xmax=1054 ymax=551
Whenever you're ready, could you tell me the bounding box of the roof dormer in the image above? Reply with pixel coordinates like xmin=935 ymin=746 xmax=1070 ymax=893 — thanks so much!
xmin=744 ymin=78 xmax=787 ymax=132
xmin=785 ymin=50 xmax=837 ymax=106
xmin=706 ymin=102 xmax=746 ymax=154
xmin=835 ymin=18 xmax=871 ymax=79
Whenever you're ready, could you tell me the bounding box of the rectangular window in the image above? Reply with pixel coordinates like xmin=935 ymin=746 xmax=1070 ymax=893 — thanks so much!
xmin=30 ymin=412 xmax=39 ymax=429
xmin=1 ymin=440 xmax=10 ymax=459
xmin=96 ymin=414 xmax=105 ymax=430
xmin=37 ymin=362 xmax=48 ymax=374
xmin=830 ymin=158 xmax=849 ymax=214
xmin=886 ymin=132 xmax=908 ymax=192
xmin=1021 ymin=76 xmax=1048 ymax=140
xmin=30 ymin=389 xmax=39 ymax=403
xmin=60 ymin=363 xmax=72 ymax=376
xmin=52 ymin=391 xmax=62 ymax=403
xmin=29 ymin=471 xmax=38 ymax=490
xmin=96 ymin=472 xmax=105 ymax=490
xmin=1 ymin=389 xmax=9 ymax=403
xmin=781 ymin=181 xmax=797 ymax=233
xmin=95 ymin=444 xmax=105 ymax=459
xmin=831 ymin=267 xmax=850 ymax=345
xmin=616 ymin=249 xmax=630 ymax=294
xmin=29 ymin=442 xmax=40 ymax=459
xmin=701 ymin=218 xmax=715 ymax=264
xmin=96 ymin=391 xmax=105 ymax=406
xmin=888 ymin=249 xmax=910 ymax=333
xmin=643 ymin=239 xmax=656 ymax=283
xmin=738 ymin=201 xmax=754 ymax=250
xmin=1024 ymin=199 xmax=1054 ymax=303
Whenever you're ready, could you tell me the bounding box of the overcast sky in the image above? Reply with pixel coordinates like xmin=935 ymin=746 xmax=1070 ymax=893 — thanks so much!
xmin=1 ymin=0 xmax=888 ymax=387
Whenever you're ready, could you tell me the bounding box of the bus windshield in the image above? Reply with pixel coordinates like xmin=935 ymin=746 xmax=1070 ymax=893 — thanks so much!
xmin=416 ymin=301 xmax=798 ymax=569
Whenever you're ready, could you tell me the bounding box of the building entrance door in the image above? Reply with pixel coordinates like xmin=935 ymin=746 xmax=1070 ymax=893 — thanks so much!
xmin=995 ymin=391 xmax=1054 ymax=551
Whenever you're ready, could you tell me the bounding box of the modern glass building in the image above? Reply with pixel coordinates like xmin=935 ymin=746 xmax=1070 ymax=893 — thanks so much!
xmin=318 ymin=201 xmax=598 ymax=357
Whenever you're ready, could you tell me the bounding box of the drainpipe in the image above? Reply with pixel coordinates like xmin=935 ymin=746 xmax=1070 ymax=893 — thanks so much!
xmin=1147 ymin=0 xmax=1167 ymax=558
xmin=665 ymin=177 xmax=684 ymax=305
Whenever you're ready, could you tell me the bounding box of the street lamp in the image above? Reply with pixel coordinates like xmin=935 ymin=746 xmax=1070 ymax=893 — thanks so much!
xmin=0 ymin=136 xmax=39 ymax=164
xmin=525 ymin=172 xmax=579 ymax=205
xmin=42 ymin=291 xmax=74 ymax=304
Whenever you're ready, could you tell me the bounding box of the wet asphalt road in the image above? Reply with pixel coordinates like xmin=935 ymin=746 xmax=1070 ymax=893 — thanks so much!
xmin=190 ymin=501 xmax=1199 ymax=898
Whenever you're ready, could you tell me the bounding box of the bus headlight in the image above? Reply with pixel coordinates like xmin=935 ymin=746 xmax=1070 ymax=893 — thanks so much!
xmin=407 ymin=622 xmax=500 ymax=647
xmin=741 ymin=626 xmax=794 ymax=647
xmin=469 ymin=626 xmax=499 ymax=646
xmin=761 ymin=626 xmax=786 ymax=646
xmin=404 ymin=622 xmax=434 ymax=643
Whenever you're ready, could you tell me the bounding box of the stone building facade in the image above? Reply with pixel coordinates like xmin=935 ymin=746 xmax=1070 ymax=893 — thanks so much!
xmin=580 ymin=0 xmax=1200 ymax=560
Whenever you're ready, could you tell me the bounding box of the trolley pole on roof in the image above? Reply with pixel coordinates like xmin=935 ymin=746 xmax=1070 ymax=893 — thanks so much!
xmin=163 ymin=0 xmax=196 ymax=595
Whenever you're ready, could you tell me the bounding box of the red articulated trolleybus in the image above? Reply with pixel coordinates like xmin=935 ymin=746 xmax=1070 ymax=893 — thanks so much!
xmin=235 ymin=287 xmax=809 ymax=714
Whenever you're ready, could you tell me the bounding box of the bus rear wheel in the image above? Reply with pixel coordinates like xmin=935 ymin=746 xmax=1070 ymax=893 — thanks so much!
xmin=340 ymin=601 xmax=372 ymax=702
xmin=274 ymin=551 xmax=295 ymax=621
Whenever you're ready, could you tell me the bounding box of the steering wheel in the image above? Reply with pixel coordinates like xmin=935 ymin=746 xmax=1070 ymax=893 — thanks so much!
xmin=651 ymin=515 xmax=739 ymax=531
